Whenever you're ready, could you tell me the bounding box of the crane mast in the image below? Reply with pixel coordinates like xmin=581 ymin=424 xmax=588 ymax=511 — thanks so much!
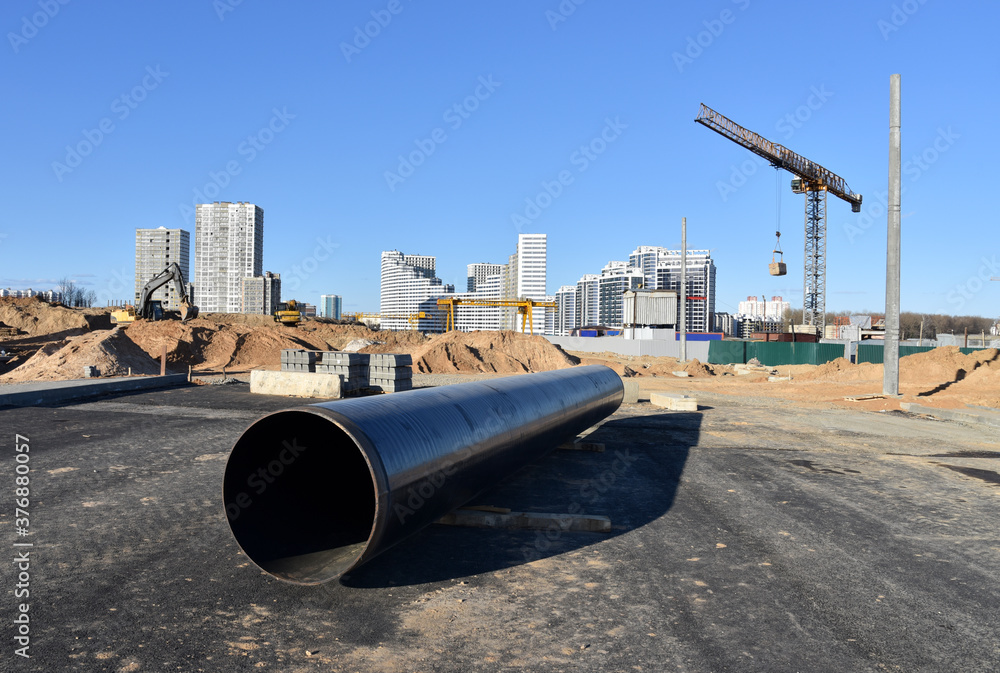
xmin=695 ymin=103 xmax=862 ymax=333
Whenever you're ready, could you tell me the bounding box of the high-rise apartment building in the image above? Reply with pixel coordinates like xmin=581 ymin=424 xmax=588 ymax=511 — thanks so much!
xmin=467 ymin=263 xmax=504 ymax=293
xmin=500 ymin=233 xmax=547 ymax=332
xmin=598 ymin=261 xmax=645 ymax=328
xmin=194 ymin=202 xmax=263 ymax=313
xmin=134 ymin=227 xmax=190 ymax=310
xmin=380 ymin=250 xmax=453 ymax=332
xmin=575 ymin=274 xmax=600 ymax=328
xmin=654 ymin=250 xmax=716 ymax=333
xmin=240 ymin=272 xmax=280 ymax=315
xmin=554 ymin=285 xmax=577 ymax=336
xmin=320 ymin=294 xmax=343 ymax=319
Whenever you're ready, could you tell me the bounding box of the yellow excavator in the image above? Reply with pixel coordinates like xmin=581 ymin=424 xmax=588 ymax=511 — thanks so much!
xmin=273 ymin=299 xmax=303 ymax=327
xmin=111 ymin=263 xmax=199 ymax=327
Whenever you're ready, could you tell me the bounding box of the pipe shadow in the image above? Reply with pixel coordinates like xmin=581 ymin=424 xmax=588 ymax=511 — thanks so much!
xmin=341 ymin=410 xmax=700 ymax=588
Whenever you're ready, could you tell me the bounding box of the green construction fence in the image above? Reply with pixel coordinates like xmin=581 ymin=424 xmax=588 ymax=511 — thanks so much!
xmin=707 ymin=340 xmax=847 ymax=366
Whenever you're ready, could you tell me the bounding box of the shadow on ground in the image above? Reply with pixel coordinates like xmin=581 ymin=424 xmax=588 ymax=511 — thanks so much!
xmin=341 ymin=410 xmax=701 ymax=588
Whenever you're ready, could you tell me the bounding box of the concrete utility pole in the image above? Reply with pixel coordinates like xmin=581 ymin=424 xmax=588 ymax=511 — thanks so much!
xmin=680 ymin=217 xmax=687 ymax=362
xmin=884 ymin=74 xmax=901 ymax=396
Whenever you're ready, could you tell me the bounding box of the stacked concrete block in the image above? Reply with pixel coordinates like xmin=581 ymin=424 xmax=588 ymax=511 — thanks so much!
xmin=367 ymin=353 xmax=413 ymax=393
xmin=315 ymin=352 xmax=370 ymax=394
xmin=280 ymin=349 xmax=318 ymax=373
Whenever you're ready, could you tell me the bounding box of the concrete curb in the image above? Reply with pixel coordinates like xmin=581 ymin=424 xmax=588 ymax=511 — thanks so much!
xmin=0 ymin=374 xmax=189 ymax=408
xmin=900 ymin=402 xmax=1000 ymax=429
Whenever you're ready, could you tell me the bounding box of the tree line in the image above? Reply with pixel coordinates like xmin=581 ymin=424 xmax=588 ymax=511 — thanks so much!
xmin=781 ymin=308 xmax=996 ymax=338
xmin=55 ymin=277 xmax=97 ymax=308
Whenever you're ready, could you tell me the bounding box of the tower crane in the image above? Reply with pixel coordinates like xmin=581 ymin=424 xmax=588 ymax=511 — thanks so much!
xmin=695 ymin=103 xmax=862 ymax=334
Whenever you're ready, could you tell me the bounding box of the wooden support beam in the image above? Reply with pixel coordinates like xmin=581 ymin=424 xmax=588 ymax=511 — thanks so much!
xmin=436 ymin=508 xmax=611 ymax=533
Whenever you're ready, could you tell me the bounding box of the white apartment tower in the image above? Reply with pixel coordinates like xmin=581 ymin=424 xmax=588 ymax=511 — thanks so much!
xmin=555 ymin=285 xmax=577 ymax=336
xmin=194 ymin=202 xmax=264 ymax=313
xmin=737 ymin=295 xmax=789 ymax=321
xmin=135 ymin=227 xmax=190 ymax=310
xmin=380 ymin=250 xmax=453 ymax=332
xmin=467 ymin=263 xmax=504 ymax=293
xmin=501 ymin=233 xmax=547 ymax=332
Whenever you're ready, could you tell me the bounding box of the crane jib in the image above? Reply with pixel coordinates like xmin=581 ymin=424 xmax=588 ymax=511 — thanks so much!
xmin=695 ymin=103 xmax=862 ymax=211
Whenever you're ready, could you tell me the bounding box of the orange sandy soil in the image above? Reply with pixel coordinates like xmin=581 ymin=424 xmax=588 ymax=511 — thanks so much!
xmin=1 ymin=298 xmax=996 ymax=413
xmin=573 ymin=348 xmax=1000 ymax=412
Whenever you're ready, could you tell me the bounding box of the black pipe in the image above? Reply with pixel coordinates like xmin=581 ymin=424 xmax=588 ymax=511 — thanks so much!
xmin=223 ymin=365 xmax=623 ymax=584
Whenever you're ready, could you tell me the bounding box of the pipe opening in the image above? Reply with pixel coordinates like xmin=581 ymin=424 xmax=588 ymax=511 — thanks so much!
xmin=223 ymin=410 xmax=376 ymax=584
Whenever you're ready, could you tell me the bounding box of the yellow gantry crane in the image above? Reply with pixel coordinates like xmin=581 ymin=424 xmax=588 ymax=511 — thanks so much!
xmin=436 ymin=297 xmax=557 ymax=334
xmin=343 ymin=312 xmax=437 ymax=331
xmin=695 ymin=103 xmax=863 ymax=334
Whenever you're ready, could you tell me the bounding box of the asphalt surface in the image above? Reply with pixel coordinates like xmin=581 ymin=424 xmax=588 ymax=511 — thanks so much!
xmin=1 ymin=381 xmax=998 ymax=672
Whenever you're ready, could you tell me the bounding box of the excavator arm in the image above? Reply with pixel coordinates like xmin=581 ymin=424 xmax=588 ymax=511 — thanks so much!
xmin=137 ymin=263 xmax=198 ymax=322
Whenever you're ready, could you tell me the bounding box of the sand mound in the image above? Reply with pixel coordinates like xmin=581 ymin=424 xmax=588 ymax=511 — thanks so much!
xmin=413 ymin=330 xmax=579 ymax=374
xmin=0 ymin=297 xmax=110 ymax=336
xmin=793 ymin=358 xmax=881 ymax=382
xmin=0 ymin=329 xmax=164 ymax=382
xmin=942 ymin=360 xmax=1000 ymax=408
xmin=683 ymin=358 xmax=715 ymax=377
xmin=900 ymin=347 xmax=998 ymax=385
xmin=124 ymin=318 xmax=332 ymax=370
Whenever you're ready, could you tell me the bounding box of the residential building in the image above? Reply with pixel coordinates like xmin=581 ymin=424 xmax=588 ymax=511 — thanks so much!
xmin=625 ymin=246 xmax=717 ymax=332
xmin=467 ymin=263 xmax=504 ymax=293
xmin=320 ymin=294 xmax=343 ymax=319
xmin=240 ymin=272 xmax=280 ymax=315
xmin=554 ymin=285 xmax=577 ymax=336
xmin=501 ymin=233 xmax=548 ymax=332
xmin=1 ymin=288 xmax=63 ymax=302
xmin=301 ymin=303 xmax=317 ymax=318
xmin=737 ymin=295 xmax=790 ymax=321
xmin=194 ymin=202 xmax=264 ymax=313
xmin=654 ymin=250 xmax=716 ymax=333
xmin=575 ymin=274 xmax=600 ymax=328
xmin=598 ymin=261 xmax=644 ymax=328
xmin=134 ymin=227 xmax=190 ymax=310
xmin=714 ymin=311 xmax=736 ymax=337
xmin=380 ymin=250 xmax=453 ymax=332
xmin=451 ymin=271 xmax=504 ymax=332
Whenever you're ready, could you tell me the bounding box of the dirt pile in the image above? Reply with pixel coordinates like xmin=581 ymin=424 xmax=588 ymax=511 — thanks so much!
xmin=792 ymin=358 xmax=880 ymax=382
xmin=0 ymin=329 xmax=164 ymax=382
xmin=413 ymin=330 xmax=579 ymax=374
xmin=123 ymin=318 xmax=333 ymax=370
xmin=900 ymin=347 xmax=998 ymax=385
xmin=0 ymin=297 xmax=110 ymax=336
xmin=944 ymin=360 xmax=1000 ymax=408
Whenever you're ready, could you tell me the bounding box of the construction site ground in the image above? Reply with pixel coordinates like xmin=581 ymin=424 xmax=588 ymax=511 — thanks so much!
xmin=1 ymin=379 xmax=998 ymax=672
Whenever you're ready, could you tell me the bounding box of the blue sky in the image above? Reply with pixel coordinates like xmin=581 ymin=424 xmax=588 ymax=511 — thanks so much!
xmin=2 ymin=0 xmax=997 ymax=318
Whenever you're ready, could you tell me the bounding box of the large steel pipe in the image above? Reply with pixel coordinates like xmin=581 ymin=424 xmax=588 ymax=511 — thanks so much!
xmin=223 ymin=365 xmax=623 ymax=585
